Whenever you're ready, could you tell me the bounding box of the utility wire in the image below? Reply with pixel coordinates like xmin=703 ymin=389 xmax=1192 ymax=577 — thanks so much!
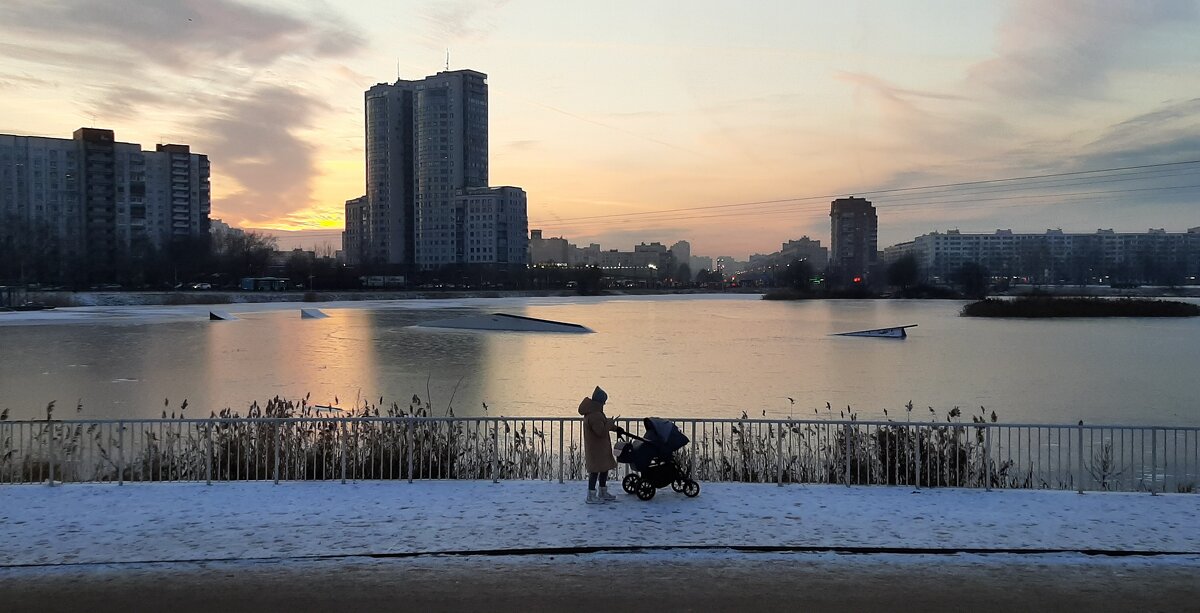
xmin=531 ymin=160 xmax=1200 ymax=226
xmin=539 ymin=183 xmax=1200 ymax=230
xmin=535 ymin=168 xmax=1200 ymax=229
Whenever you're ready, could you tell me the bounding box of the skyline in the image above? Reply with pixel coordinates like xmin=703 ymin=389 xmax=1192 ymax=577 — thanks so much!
xmin=2 ymin=1 xmax=1199 ymax=258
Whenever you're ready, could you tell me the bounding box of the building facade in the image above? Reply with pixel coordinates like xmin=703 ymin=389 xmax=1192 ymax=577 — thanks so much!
xmin=145 ymin=143 xmax=210 ymax=249
xmin=830 ymin=196 xmax=877 ymax=283
xmin=882 ymin=228 xmax=1200 ymax=285
xmin=360 ymin=70 xmax=491 ymax=270
xmin=529 ymin=229 xmax=570 ymax=265
xmin=341 ymin=195 xmax=368 ymax=267
xmin=364 ymin=81 xmax=416 ymax=267
xmin=458 ymin=186 xmax=528 ymax=266
xmin=747 ymin=236 xmax=829 ymax=272
xmin=0 ymin=128 xmax=209 ymax=283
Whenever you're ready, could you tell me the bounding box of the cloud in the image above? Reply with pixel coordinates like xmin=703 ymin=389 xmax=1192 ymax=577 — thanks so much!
xmin=418 ymin=0 xmax=510 ymax=48
xmin=504 ymin=139 xmax=540 ymax=151
xmin=1086 ymin=98 xmax=1200 ymax=151
xmin=0 ymin=41 xmax=143 ymax=77
xmin=835 ymin=72 xmax=967 ymax=104
xmin=193 ymin=86 xmax=330 ymax=224
xmin=2 ymin=0 xmax=364 ymax=70
xmin=86 ymin=85 xmax=172 ymax=121
xmin=0 ymin=71 xmax=58 ymax=90
xmin=968 ymin=0 xmax=1197 ymax=99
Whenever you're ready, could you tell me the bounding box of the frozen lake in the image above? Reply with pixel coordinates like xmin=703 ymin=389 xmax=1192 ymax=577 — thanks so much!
xmin=1 ymin=294 xmax=1198 ymax=425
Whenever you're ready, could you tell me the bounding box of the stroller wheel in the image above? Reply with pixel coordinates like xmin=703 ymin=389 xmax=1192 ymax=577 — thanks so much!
xmin=622 ymin=474 xmax=640 ymax=494
xmin=683 ymin=480 xmax=700 ymax=498
xmin=671 ymin=480 xmax=687 ymax=493
xmin=635 ymin=479 xmax=656 ymax=501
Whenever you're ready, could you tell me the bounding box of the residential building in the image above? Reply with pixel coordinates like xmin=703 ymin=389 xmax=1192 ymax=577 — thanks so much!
xmin=747 ymin=236 xmax=829 ymax=272
xmin=414 ymin=70 xmax=489 ymax=268
xmin=529 ymin=229 xmax=570 ymax=265
xmin=363 ymin=80 xmax=416 ymax=266
xmin=882 ymin=228 xmax=1200 ymax=284
xmin=670 ymin=240 xmax=692 ymax=278
xmin=0 ymin=128 xmax=209 ymax=283
xmin=342 ymin=195 xmax=367 ymax=267
xmin=830 ymin=196 xmax=877 ymax=283
xmin=358 ymin=69 xmax=522 ymax=270
xmin=144 ymin=143 xmax=210 ymax=249
xmin=459 ymin=186 xmax=528 ymax=266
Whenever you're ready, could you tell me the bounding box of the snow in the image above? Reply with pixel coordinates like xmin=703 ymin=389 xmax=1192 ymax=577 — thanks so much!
xmin=1 ymin=481 xmax=1197 ymax=567
xmin=0 ymin=293 xmax=747 ymax=327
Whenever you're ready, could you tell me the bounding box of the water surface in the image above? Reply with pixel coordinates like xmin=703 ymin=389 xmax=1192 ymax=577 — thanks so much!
xmin=1 ymin=295 xmax=1197 ymax=425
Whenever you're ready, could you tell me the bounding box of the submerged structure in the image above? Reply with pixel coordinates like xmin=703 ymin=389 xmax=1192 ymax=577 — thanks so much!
xmin=416 ymin=313 xmax=592 ymax=333
xmin=833 ymin=324 xmax=916 ymax=339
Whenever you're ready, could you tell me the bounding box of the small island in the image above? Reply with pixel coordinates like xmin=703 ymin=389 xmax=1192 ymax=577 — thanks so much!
xmin=962 ymin=296 xmax=1200 ymax=318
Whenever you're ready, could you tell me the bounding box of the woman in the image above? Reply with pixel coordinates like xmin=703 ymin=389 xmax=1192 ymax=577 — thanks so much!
xmin=579 ymin=386 xmax=619 ymax=504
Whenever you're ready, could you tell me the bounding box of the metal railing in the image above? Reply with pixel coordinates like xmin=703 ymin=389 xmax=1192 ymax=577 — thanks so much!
xmin=1 ymin=417 xmax=1197 ymax=492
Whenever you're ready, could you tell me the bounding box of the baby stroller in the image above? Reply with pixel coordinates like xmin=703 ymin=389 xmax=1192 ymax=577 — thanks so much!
xmin=614 ymin=417 xmax=700 ymax=500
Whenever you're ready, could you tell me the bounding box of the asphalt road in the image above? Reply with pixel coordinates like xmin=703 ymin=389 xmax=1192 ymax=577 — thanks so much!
xmin=3 ymin=550 xmax=1199 ymax=613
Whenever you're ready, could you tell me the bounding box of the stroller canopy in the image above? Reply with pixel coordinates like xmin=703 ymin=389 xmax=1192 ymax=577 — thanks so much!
xmin=643 ymin=418 xmax=689 ymax=454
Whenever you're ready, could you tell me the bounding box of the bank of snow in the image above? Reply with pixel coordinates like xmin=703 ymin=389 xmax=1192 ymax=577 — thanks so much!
xmin=1 ymin=482 xmax=1196 ymax=567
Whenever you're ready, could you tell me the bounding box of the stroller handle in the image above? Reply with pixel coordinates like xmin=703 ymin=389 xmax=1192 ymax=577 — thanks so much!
xmin=616 ymin=428 xmax=646 ymax=442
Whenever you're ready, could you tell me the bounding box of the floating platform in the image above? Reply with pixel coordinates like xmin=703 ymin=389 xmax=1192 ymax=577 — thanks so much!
xmin=833 ymin=324 xmax=917 ymax=339
xmin=209 ymin=310 xmax=237 ymax=321
xmin=300 ymin=308 xmax=328 ymax=319
xmin=416 ymin=313 xmax=592 ymax=333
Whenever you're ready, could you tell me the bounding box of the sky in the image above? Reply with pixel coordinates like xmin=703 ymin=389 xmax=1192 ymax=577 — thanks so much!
xmin=1 ymin=0 xmax=1198 ymax=258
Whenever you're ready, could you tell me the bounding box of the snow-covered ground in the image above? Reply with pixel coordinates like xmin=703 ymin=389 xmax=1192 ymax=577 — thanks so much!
xmin=1 ymin=481 xmax=1196 ymax=567
xmin=0 ymin=293 xmax=728 ymax=326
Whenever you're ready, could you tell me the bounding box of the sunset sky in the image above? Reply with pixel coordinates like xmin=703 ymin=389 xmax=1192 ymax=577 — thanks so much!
xmin=2 ymin=0 xmax=1198 ymax=258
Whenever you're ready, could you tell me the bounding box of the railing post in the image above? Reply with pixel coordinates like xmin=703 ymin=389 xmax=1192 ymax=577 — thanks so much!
xmin=407 ymin=418 xmax=414 ymax=484
xmin=205 ymin=423 xmax=213 ymax=486
xmin=690 ymin=421 xmax=697 ymax=477
xmin=47 ymin=422 xmax=56 ymax=487
xmin=273 ymin=421 xmax=282 ymax=485
xmin=558 ymin=421 xmax=564 ymax=484
xmin=117 ymin=420 xmax=125 ymax=486
xmin=1076 ymin=421 xmax=1084 ymax=494
xmin=492 ymin=420 xmax=500 ymax=484
xmin=844 ymin=422 xmax=852 ymax=487
xmin=1152 ymin=428 xmax=1158 ymax=493
xmin=984 ymin=425 xmax=992 ymax=492
xmin=914 ymin=424 xmax=922 ymax=490
xmin=776 ymin=422 xmax=784 ymax=487
xmin=339 ymin=421 xmax=347 ymax=485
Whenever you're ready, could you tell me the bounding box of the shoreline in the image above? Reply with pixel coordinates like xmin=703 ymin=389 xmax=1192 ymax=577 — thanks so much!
xmin=17 ymin=288 xmax=751 ymax=308
xmin=16 ymin=284 xmax=1200 ymax=308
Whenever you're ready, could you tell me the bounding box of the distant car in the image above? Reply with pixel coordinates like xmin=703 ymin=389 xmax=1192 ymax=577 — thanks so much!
xmin=190 ymin=283 xmax=212 ymax=290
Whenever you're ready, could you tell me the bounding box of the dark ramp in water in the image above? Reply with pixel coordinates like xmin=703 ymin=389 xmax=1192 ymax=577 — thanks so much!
xmin=833 ymin=324 xmax=916 ymax=339
xmin=417 ymin=313 xmax=592 ymax=333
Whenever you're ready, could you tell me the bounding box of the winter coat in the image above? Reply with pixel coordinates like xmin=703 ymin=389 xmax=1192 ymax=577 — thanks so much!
xmin=579 ymin=397 xmax=617 ymax=473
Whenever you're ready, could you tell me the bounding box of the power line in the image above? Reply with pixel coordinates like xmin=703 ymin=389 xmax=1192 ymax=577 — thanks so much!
xmin=538 ymin=183 xmax=1200 ymax=230
xmin=533 ymin=168 xmax=1200 ymax=229
xmin=530 ymin=160 xmax=1200 ymax=226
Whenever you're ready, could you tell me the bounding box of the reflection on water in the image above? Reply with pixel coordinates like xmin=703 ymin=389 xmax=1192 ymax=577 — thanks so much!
xmin=1 ymin=296 xmax=1198 ymax=425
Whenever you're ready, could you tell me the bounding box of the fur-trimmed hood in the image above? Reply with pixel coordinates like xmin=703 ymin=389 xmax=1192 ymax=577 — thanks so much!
xmin=578 ymin=397 xmax=605 ymax=415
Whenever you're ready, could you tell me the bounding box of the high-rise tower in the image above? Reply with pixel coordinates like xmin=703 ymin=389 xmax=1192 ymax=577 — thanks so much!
xmin=830 ymin=196 xmax=877 ymax=284
xmin=362 ymin=69 xmax=488 ymax=269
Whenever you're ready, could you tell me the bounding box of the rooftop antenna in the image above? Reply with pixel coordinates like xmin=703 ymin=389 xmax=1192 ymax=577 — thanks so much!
xmin=396 ymin=58 xmax=400 ymax=81
xmin=445 ymin=49 xmax=450 ymax=71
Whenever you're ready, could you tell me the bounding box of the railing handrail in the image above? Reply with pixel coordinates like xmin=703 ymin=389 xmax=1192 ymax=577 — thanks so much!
xmin=4 ymin=415 xmax=1200 ymax=431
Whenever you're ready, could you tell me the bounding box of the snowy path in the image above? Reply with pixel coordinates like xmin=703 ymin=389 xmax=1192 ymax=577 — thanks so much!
xmin=2 ymin=481 xmax=1197 ymax=566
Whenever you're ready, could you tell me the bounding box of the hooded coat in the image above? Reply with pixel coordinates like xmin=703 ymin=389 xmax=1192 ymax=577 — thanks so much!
xmin=579 ymin=397 xmax=617 ymax=473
